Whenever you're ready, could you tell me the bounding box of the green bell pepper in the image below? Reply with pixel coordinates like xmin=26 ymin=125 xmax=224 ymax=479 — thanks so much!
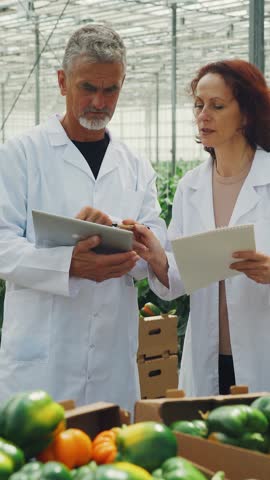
xmin=207 ymin=404 xmax=268 ymax=437
xmin=170 ymin=420 xmax=208 ymax=438
xmin=72 ymin=462 xmax=152 ymax=480
xmin=208 ymin=432 xmax=241 ymax=448
xmin=140 ymin=303 xmax=161 ymax=317
xmin=211 ymin=473 xmax=225 ymax=480
xmin=209 ymin=430 xmax=270 ymax=453
xmin=239 ymin=431 xmax=270 ymax=453
xmin=116 ymin=422 xmax=177 ymax=472
xmin=11 ymin=461 xmax=43 ymax=480
xmin=71 ymin=462 xmax=97 ymax=480
xmin=41 ymin=462 xmax=72 ymax=480
xmin=10 ymin=461 xmax=72 ymax=480
xmin=0 ymin=438 xmax=24 ymax=471
xmin=0 ymin=451 xmax=15 ymax=480
xmin=0 ymin=438 xmax=25 ymax=480
xmin=251 ymin=396 xmax=270 ymax=424
xmin=96 ymin=463 xmax=152 ymax=480
xmin=0 ymin=391 xmax=65 ymax=459
xmin=152 ymin=456 xmax=208 ymax=480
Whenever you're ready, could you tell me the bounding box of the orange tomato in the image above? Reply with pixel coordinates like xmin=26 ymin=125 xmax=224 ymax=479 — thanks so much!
xmin=91 ymin=430 xmax=117 ymax=464
xmin=38 ymin=428 xmax=92 ymax=469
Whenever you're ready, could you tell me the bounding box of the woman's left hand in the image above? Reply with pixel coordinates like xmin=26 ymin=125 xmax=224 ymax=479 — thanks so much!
xmin=230 ymin=250 xmax=270 ymax=284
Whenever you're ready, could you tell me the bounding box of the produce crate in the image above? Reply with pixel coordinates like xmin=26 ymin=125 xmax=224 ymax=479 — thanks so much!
xmin=63 ymin=401 xmax=130 ymax=438
xmin=134 ymin=390 xmax=270 ymax=479
xmin=137 ymin=354 xmax=178 ymax=399
xmin=177 ymin=432 xmax=270 ymax=480
xmin=137 ymin=314 xmax=178 ymax=399
xmin=61 ymin=400 xmax=227 ymax=479
xmin=137 ymin=314 xmax=178 ymax=358
xmin=134 ymin=390 xmax=268 ymax=423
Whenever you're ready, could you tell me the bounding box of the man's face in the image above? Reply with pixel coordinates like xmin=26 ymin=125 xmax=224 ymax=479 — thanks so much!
xmin=58 ymin=59 xmax=125 ymax=132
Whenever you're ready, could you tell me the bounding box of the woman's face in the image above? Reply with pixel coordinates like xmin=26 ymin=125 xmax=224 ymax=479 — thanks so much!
xmin=194 ymin=72 xmax=246 ymax=150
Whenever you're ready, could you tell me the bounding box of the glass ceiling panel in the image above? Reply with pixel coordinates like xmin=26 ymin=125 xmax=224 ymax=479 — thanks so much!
xmin=0 ymin=0 xmax=268 ymax=117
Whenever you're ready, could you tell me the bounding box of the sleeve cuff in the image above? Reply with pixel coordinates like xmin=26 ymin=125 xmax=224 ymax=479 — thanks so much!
xmin=148 ymin=252 xmax=186 ymax=300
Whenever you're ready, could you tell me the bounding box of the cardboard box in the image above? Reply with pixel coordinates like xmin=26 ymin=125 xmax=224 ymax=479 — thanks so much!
xmin=137 ymin=314 xmax=178 ymax=358
xmin=64 ymin=401 xmax=130 ymax=438
xmin=134 ymin=392 xmax=269 ymax=423
xmin=135 ymin=392 xmax=270 ymax=479
xmin=63 ymin=400 xmax=225 ymax=479
xmin=177 ymin=432 xmax=270 ymax=480
xmin=138 ymin=355 xmax=178 ymax=399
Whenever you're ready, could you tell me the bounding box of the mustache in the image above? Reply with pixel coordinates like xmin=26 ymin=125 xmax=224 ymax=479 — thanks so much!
xmin=83 ymin=107 xmax=110 ymax=114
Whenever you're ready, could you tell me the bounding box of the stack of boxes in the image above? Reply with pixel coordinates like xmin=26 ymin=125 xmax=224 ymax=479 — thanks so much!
xmin=137 ymin=314 xmax=179 ymax=399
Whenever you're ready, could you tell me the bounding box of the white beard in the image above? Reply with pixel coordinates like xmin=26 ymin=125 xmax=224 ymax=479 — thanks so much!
xmin=79 ymin=115 xmax=110 ymax=131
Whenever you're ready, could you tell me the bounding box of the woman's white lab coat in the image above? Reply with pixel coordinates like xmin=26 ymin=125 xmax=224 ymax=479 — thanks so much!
xmin=0 ymin=114 xmax=166 ymax=414
xmin=150 ymin=149 xmax=270 ymax=396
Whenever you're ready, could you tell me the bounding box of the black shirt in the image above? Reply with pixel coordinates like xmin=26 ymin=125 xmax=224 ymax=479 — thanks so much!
xmin=72 ymin=133 xmax=110 ymax=179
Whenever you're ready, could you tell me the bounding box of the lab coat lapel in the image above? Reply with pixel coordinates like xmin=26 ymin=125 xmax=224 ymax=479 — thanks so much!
xmin=96 ymin=133 xmax=121 ymax=181
xmin=46 ymin=117 xmax=119 ymax=181
xmin=189 ymin=157 xmax=216 ymax=231
xmin=229 ymin=149 xmax=270 ymax=226
xmin=45 ymin=114 xmax=95 ymax=180
xmin=63 ymin=142 xmax=95 ymax=180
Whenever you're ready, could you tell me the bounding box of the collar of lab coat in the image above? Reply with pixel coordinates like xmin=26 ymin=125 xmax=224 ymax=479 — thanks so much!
xmin=44 ymin=114 xmax=121 ymax=181
xmin=185 ymin=147 xmax=270 ymax=229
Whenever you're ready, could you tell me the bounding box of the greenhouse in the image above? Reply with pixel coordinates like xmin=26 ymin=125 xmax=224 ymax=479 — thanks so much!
xmin=0 ymin=3 xmax=270 ymax=478
xmin=0 ymin=0 xmax=267 ymax=165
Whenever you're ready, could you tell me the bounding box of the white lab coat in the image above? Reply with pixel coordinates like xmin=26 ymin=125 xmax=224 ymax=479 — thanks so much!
xmin=0 ymin=114 xmax=166 ymax=414
xmin=149 ymin=148 xmax=270 ymax=396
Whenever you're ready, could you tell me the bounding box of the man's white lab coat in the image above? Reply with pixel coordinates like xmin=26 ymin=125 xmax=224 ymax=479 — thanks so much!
xmin=0 ymin=114 xmax=166 ymax=414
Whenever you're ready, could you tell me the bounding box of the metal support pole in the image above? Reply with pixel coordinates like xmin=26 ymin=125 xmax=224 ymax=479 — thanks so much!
xmin=35 ymin=16 xmax=40 ymax=125
xmin=171 ymin=2 xmax=177 ymax=176
xmin=146 ymin=102 xmax=152 ymax=163
xmin=155 ymin=72 xmax=159 ymax=165
xmin=1 ymin=82 xmax=5 ymax=143
xmin=249 ymin=0 xmax=264 ymax=73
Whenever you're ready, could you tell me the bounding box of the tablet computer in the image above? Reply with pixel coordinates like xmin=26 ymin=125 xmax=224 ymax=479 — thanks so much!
xmin=32 ymin=209 xmax=134 ymax=254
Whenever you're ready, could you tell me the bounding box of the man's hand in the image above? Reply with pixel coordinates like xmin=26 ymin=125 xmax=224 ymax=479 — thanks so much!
xmin=230 ymin=250 xmax=270 ymax=284
xmin=69 ymin=235 xmax=140 ymax=282
xmin=76 ymin=206 xmax=112 ymax=225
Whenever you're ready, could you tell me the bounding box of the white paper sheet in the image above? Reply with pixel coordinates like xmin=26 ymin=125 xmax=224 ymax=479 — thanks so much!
xmin=171 ymin=224 xmax=256 ymax=294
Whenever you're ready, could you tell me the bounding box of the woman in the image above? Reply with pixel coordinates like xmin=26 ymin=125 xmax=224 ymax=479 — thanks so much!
xmin=133 ymin=59 xmax=270 ymax=397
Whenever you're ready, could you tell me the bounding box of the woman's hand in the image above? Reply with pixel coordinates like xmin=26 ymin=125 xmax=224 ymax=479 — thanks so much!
xmin=121 ymin=219 xmax=169 ymax=288
xmin=230 ymin=250 xmax=270 ymax=284
xmin=75 ymin=206 xmax=112 ymax=225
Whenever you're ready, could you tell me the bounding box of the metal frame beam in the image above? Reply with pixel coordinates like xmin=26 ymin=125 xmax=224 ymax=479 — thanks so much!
xmin=249 ymin=0 xmax=264 ymax=72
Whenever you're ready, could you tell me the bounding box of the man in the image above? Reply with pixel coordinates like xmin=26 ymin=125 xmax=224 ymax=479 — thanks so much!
xmin=0 ymin=24 xmax=166 ymax=414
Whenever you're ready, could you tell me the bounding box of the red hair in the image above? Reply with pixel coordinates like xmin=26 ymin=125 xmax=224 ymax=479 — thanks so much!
xmin=191 ymin=59 xmax=270 ymax=154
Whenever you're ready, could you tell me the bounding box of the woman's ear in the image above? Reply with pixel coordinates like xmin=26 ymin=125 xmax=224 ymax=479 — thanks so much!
xmin=57 ymin=70 xmax=67 ymax=96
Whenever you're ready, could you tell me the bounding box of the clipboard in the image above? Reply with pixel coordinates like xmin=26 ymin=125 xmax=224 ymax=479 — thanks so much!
xmin=32 ymin=209 xmax=134 ymax=254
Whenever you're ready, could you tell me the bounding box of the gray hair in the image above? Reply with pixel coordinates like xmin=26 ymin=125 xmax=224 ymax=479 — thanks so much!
xmin=62 ymin=24 xmax=126 ymax=73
